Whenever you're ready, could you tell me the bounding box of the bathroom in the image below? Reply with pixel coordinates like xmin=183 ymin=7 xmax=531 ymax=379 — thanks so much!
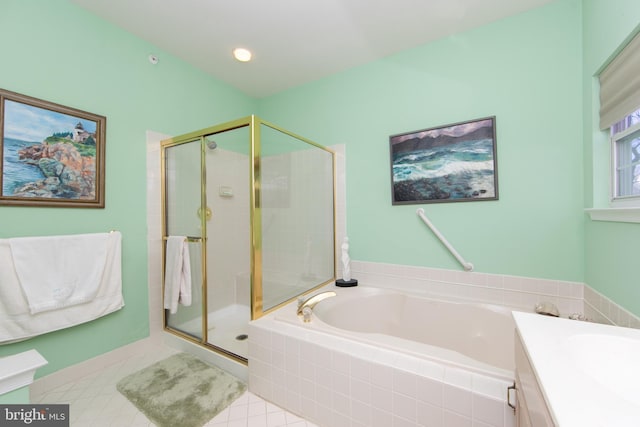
xmin=1 ymin=0 xmax=640 ymax=425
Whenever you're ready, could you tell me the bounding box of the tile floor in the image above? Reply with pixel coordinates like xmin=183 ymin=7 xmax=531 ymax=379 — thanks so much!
xmin=31 ymin=344 xmax=317 ymax=427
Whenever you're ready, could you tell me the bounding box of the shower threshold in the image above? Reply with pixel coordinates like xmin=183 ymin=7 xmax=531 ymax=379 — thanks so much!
xmin=207 ymin=304 xmax=250 ymax=360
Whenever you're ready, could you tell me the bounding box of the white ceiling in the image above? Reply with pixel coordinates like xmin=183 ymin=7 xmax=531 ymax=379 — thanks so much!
xmin=71 ymin=0 xmax=554 ymax=98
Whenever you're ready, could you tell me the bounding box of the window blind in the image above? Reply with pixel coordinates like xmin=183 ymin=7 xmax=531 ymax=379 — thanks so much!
xmin=599 ymin=31 xmax=640 ymax=130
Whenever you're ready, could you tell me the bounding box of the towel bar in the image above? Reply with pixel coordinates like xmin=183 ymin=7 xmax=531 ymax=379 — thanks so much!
xmin=162 ymin=236 xmax=203 ymax=243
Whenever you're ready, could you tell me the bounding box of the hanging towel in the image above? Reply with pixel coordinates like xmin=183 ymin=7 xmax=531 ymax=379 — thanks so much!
xmin=163 ymin=236 xmax=192 ymax=314
xmin=9 ymin=232 xmax=114 ymax=314
xmin=0 ymin=232 xmax=124 ymax=343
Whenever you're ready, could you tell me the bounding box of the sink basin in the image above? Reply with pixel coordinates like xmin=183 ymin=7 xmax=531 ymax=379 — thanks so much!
xmin=565 ymin=333 xmax=640 ymax=406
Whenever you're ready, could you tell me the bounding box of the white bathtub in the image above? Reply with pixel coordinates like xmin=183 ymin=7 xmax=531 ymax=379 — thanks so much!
xmin=310 ymin=286 xmax=515 ymax=378
xmin=249 ymin=285 xmax=517 ymax=427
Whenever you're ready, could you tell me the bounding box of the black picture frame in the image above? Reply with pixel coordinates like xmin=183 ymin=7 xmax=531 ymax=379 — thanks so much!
xmin=390 ymin=116 xmax=498 ymax=205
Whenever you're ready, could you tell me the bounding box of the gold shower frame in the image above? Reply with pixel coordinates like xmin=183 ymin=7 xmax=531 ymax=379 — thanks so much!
xmin=160 ymin=115 xmax=337 ymax=364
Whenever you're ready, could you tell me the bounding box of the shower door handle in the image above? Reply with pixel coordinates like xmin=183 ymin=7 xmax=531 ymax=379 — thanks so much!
xmin=197 ymin=206 xmax=212 ymax=221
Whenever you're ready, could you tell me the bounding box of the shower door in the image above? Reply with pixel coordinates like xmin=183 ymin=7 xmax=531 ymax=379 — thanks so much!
xmin=163 ymin=139 xmax=206 ymax=341
xmin=202 ymin=126 xmax=251 ymax=359
xmin=162 ymin=124 xmax=252 ymax=361
xmin=162 ymin=115 xmax=335 ymax=364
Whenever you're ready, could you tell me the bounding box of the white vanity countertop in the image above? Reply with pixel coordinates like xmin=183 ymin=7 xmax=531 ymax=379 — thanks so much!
xmin=513 ymin=311 xmax=640 ymax=427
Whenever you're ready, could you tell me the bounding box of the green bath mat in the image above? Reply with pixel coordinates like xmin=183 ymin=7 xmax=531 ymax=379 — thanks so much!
xmin=116 ymin=353 xmax=246 ymax=427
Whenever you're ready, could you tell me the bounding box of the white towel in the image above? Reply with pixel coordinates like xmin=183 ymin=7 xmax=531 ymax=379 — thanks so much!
xmin=0 ymin=232 xmax=124 ymax=343
xmin=9 ymin=232 xmax=113 ymax=314
xmin=163 ymin=236 xmax=192 ymax=314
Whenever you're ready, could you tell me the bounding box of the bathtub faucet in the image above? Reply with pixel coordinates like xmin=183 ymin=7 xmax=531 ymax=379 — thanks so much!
xmin=297 ymin=291 xmax=336 ymax=322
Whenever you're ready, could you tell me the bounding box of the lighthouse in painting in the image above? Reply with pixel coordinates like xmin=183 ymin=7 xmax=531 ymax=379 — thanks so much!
xmin=72 ymin=121 xmax=94 ymax=143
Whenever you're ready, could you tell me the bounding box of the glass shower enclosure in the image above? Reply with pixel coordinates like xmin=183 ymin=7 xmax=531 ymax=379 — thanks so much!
xmin=161 ymin=116 xmax=335 ymax=363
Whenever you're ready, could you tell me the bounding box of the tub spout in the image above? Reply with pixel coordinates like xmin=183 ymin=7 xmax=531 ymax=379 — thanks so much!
xmin=297 ymin=291 xmax=336 ymax=319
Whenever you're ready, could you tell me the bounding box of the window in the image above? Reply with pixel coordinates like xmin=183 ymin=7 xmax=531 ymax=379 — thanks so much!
xmin=598 ymin=29 xmax=640 ymax=211
xmin=610 ymin=108 xmax=640 ymax=207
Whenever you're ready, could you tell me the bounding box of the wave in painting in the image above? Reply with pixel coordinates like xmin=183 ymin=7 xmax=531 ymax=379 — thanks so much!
xmin=392 ymin=138 xmax=496 ymax=201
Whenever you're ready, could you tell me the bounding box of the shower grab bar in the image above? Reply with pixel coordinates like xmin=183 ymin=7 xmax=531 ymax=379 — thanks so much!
xmin=416 ymin=208 xmax=474 ymax=272
xmin=162 ymin=236 xmax=203 ymax=243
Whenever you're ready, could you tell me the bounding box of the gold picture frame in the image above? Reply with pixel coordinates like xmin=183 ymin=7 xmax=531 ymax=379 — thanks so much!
xmin=0 ymin=89 xmax=106 ymax=208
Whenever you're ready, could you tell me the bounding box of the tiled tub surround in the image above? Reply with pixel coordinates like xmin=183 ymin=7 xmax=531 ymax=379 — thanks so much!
xmin=249 ymin=292 xmax=516 ymax=427
xmin=583 ymin=285 xmax=640 ymax=328
xmin=346 ymin=261 xmax=584 ymax=319
xmin=249 ymin=261 xmax=640 ymax=427
xmin=347 ymin=261 xmax=640 ymax=328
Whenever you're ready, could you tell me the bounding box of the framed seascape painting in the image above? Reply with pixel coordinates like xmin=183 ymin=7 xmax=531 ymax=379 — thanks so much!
xmin=389 ymin=116 xmax=498 ymax=205
xmin=0 ymin=89 xmax=106 ymax=207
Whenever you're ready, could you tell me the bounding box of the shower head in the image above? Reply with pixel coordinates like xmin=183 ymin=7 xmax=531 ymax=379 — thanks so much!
xmin=206 ymin=139 xmax=217 ymax=150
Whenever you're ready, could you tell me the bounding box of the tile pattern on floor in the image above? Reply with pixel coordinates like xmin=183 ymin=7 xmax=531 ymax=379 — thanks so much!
xmin=207 ymin=392 xmax=316 ymax=427
xmin=31 ymin=345 xmax=316 ymax=427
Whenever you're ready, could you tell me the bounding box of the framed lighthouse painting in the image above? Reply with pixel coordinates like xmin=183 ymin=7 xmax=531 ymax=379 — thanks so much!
xmin=0 ymin=89 xmax=106 ymax=208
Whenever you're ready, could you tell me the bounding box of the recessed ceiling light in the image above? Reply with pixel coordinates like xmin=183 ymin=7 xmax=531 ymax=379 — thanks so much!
xmin=233 ymin=48 xmax=252 ymax=62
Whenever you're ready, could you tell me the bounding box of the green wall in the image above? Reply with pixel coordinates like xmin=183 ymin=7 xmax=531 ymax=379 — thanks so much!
xmin=0 ymin=387 xmax=29 ymax=404
xmin=582 ymin=1 xmax=640 ymax=316
xmin=259 ymin=0 xmax=585 ymax=281
xmin=3 ymin=0 xmax=639 ymax=380
xmin=0 ymin=0 xmax=255 ymax=376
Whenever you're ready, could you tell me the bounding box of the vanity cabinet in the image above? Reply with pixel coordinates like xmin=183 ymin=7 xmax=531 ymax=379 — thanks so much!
xmin=514 ymin=330 xmax=556 ymax=427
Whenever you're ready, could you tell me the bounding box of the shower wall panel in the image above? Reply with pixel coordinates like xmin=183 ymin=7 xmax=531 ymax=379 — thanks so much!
xmin=205 ymin=147 xmax=250 ymax=314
